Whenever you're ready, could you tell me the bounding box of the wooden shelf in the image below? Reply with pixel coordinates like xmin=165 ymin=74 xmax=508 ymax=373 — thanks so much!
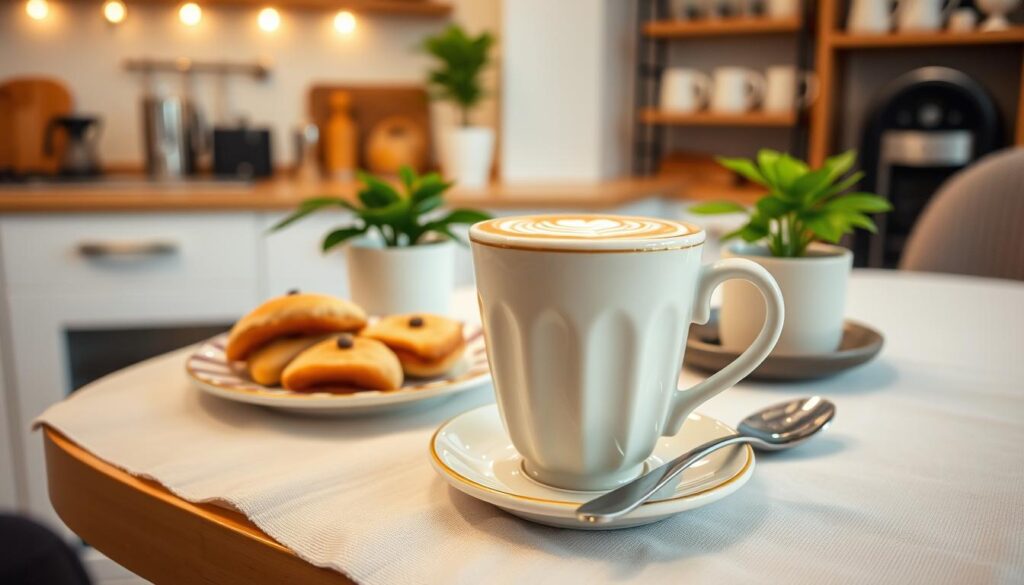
xmin=125 ymin=0 xmax=452 ymax=15
xmin=644 ymin=17 xmax=802 ymax=38
xmin=641 ymin=109 xmax=797 ymax=127
xmin=830 ymin=28 xmax=1024 ymax=49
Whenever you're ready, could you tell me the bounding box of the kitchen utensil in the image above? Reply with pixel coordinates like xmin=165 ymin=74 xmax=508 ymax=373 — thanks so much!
xmin=763 ymin=66 xmax=818 ymax=112
xmin=469 ymin=215 xmax=783 ymax=491
xmin=142 ymin=94 xmax=204 ymax=178
xmin=212 ymin=126 xmax=272 ymax=179
xmin=366 ymin=116 xmax=427 ymax=175
xmin=947 ymin=7 xmax=978 ymax=30
xmin=576 ymin=396 xmax=834 ymax=523
xmin=848 ymin=0 xmax=899 ymax=32
xmin=429 ymin=404 xmax=755 ymax=530
xmin=0 ymin=77 xmax=72 ymax=176
xmin=897 ymin=0 xmax=959 ymax=31
xmin=661 ymin=68 xmax=711 ymax=113
xmin=323 ymin=91 xmax=358 ymax=179
xmin=309 ymin=85 xmax=433 ymax=172
xmin=186 ymin=324 xmax=489 ymax=415
xmin=293 ymin=122 xmax=321 ymax=182
xmin=711 ymin=67 xmax=766 ymax=113
xmin=45 ymin=115 xmax=102 ymax=177
xmin=976 ymin=0 xmax=1020 ymax=30
xmin=685 ymin=309 xmax=884 ymax=380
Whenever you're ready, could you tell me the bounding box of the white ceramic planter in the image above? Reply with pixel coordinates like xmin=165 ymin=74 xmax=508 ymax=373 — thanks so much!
xmin=345 ymin=239 xmax=455 ymax=316
xmin=441 ymin=126 xmax=494 ymax=189
xmin=721 ymin=242 xmax=852 ymax=356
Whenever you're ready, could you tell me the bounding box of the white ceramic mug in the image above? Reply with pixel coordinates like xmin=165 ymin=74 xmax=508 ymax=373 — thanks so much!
xmin=469 ymin=214 xmax=784 ymax=491
xmin=711 ymin=67 xmax=766 ymax=113
xmin=661 ymin=68 xmax=711 ymax=113
xmin=763 ymin=66 xmax=819 ymax=113
xmin=848 ymin=0 xmax=899 ymax=33
xmin=767 ymin=0 xmax=800 ymax=18
xmin=897 ymin=0 xmax=959 ymax=31
xmin=947 ymin=7 xmax=977 ymax=30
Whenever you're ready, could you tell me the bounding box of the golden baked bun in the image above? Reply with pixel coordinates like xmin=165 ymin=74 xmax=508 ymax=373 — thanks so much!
xmin=281 ymin=334 xmax=403 ymax=392
xmin=247 ymin=334 xmax=332 ymax=386
xmin=225 ymin=292 xmax=366 ymax=362
xmin=361 ymin=314 xmax=465 ymax=378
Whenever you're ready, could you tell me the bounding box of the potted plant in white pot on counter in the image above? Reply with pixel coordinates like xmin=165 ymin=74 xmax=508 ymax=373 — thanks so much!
xmin=271 ymin=165 xmax=490 ymax=315
xmin=692 ymin=149 xmax=891 ymax=355
xmin=422 ymin=25 xmax=495 ymax=189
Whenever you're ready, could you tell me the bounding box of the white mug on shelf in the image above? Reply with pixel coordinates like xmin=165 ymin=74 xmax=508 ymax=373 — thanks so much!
xmin=711 ymin=67 xmax=766 ymax=114
xmin=661 ymin=68 xmax=711 ymax=113
xmin=897 ymin=0 xmax=959 ymax=31
xmin=947 ymin=7 xmax=977 ymax=30
xmin=763 ymin=66 xmax=819 ymax=113
xmin=848 ymin=0 xmax=899 ymax=33
xmin=767 ymin=0 xmax=800 ymax=19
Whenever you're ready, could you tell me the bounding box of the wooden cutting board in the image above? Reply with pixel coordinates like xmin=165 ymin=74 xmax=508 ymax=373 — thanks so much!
xmin=0 ymin=77 xmax=73 ymax=175
xmin=308 ymin=84 xmax=433 ymax=173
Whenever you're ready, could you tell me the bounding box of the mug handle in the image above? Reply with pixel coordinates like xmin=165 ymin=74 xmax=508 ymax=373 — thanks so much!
xmin=663 ymin=258 xmax=784 ymax=435
xmin=745 ymin=71 xmax=767 ymax=109
xmin=798 ymin=71 xmax=820 ymax=108
xmin=693 ymin=73 xmax=711 ymax=109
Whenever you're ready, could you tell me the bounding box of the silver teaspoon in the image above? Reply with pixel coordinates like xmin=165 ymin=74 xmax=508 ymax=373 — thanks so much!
xmin=576 ymin=396 xmax=836 ymax=524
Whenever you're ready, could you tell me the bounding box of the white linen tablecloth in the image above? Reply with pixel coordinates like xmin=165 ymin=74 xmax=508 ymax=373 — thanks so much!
xmin=37 ymin=271 xmax=1024 ymax=584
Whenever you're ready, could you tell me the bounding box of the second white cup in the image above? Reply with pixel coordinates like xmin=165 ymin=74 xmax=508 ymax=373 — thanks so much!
xmin=711 ymin=67 xmax=766 ymax=114
xmin=661 ymin=68 xmax=711 ymax=113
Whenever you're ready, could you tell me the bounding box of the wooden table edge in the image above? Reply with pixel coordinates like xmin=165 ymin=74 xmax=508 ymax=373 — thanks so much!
xmin=42 ymin=425 xmax=352 ymax=584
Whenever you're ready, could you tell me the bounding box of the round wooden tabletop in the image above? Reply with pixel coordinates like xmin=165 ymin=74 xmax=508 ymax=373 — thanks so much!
xmin=42 ymin=426 xmax=352 ymax=584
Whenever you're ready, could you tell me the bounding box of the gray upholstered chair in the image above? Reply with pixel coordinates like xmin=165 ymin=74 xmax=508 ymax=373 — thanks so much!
xmin=900 ymin=147 xmax=1024 ymax=281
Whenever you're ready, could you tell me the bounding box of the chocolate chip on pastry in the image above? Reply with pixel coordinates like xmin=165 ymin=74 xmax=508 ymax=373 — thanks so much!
xmin=361 ymin=314 xmax=465 ymax=378
xmin=246 ymin=334 xmax=333 ymax=386
xmin=225 ymin=293 xmax=367 ymax=362
xmin=281 ymin=335 xmax=403 ymax=392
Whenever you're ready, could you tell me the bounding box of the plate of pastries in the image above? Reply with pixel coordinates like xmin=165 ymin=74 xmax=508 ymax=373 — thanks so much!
xmin=185 ymin=291 xmax=490 ymax=414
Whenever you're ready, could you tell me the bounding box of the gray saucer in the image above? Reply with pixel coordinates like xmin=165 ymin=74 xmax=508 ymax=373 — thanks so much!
xmin=684 ymin=310 xmax=884 ymax=381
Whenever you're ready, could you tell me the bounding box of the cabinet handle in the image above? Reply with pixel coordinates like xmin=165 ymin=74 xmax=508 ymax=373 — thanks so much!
xmin=77 ymin=240 xmax=179 ymax=258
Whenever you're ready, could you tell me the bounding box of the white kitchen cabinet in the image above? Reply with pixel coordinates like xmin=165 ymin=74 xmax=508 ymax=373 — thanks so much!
xmin=0 ymin=213 xmax=263 ymax=529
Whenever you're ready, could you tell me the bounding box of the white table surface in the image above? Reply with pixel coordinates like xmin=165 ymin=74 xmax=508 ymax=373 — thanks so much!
xmin=38 ymin=270 xmax=1024 ymax=584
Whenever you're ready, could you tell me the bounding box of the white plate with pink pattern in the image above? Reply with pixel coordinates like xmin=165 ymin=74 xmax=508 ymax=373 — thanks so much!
xmin=185 ymin=323 xmax=490 ymax=415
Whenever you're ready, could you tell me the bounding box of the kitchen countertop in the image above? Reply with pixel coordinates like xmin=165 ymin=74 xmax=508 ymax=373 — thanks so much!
xmin=0 ymin=175 xmax=690 ymax=213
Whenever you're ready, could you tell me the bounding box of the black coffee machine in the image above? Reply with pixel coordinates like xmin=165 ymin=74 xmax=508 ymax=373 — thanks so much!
xmin=45 ymin=115 xmax=103 ymax=178
xmin=857 ymin=67 xmax=1001 ymax=268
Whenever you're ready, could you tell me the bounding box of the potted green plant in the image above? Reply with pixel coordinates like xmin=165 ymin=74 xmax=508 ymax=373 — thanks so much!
xmin=271 ymin=166 xmax=491 ymax=315
xmin=422 ymin=24 xmax=495 ymax=189
xmin=691 ymin=149 xmax=891 ymax=355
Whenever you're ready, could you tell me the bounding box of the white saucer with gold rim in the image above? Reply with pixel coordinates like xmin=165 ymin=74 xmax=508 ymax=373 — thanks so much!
xmin=429 ymin=404 xmax=755 ymax=530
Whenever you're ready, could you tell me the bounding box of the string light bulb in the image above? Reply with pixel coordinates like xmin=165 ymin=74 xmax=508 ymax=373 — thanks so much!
xmin=103 ymin=0 xmax=127 ymax=23
xmin=178 ymin=2 xmax=202 ymax=26
xmin=257 ymin=7 xmax=280 ymax=32
xmin=25 ymin=0 xmax=49 ymax=20
xmin=333 ymin=10 xmax=356 ymax=35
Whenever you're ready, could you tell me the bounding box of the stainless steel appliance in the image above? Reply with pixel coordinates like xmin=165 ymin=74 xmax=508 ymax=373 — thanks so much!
xmin=858 ymin=67 xmax=1002 ymax=268
xmin=142 ymin=95 xmax=204 ymax=178
xmin=44 ymin=115 xmax=102 ymax=177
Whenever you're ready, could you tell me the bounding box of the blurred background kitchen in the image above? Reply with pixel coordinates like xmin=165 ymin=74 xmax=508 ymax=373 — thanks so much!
xmin=2 ymin=0 xmax=1023 ymax=582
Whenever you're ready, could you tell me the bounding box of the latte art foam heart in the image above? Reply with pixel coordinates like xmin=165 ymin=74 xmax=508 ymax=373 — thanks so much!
xmin=470 ymin=214 xmax=705 ymax=252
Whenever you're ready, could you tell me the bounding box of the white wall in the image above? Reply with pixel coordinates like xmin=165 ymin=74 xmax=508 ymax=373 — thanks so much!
xmin=0 ymin=0 xmax=500 ymax=167
xmin=500 ymin=0 xmax=634 ymax=183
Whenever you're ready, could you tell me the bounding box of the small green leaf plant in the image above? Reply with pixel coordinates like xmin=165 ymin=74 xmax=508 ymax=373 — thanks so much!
xmin=422 ymin=25 xmax=495 ymax=127
xmin=270 ymin=166 xmax=491 ymax=251
xmin=690 ymin=149 xmax=892 ymax=258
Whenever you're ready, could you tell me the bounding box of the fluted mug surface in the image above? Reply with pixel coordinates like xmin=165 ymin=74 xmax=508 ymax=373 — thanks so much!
xmin=470 ymin=215 xmax=784 ymax=491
